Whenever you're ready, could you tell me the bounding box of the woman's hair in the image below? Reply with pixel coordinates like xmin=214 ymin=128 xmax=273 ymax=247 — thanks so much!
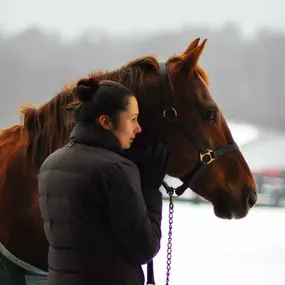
xmin=72 ymin=78 xmax=135 ymax=128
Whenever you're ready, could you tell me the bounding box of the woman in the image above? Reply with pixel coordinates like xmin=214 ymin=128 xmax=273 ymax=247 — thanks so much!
xmin=37 ymin=78 xmax=169 ymax=285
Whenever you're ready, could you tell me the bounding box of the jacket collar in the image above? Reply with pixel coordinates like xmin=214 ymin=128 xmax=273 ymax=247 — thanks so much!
xmin=69 ymin=122 xmax=123 ymax=155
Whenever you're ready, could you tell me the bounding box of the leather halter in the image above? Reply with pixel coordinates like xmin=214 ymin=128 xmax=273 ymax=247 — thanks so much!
xmin=158 ymin=62 xmax=239 ymax=196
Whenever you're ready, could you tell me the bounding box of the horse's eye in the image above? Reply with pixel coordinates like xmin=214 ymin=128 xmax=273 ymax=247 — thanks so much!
xmin=204 ymin=110 xmax=217 ymax=123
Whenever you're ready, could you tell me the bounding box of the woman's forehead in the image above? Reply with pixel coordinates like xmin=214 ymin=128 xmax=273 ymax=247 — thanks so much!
xmin=127 ymin=97 xmax=139 ymax=114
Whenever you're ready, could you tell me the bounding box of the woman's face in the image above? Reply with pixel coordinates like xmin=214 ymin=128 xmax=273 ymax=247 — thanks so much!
xmin=112 ymin=96 xmax=142 ymax=149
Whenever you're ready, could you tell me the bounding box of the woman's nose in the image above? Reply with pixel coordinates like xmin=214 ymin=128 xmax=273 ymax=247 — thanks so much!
xmin=137 ymin=123 xmax=142 ymax=133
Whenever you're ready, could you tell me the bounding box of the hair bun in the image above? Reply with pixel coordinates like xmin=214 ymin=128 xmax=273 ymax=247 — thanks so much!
xmin=76 ymin=77 xmax=101 ymax=102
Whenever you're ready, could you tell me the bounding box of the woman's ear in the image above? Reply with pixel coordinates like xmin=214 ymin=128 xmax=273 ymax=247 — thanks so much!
xmin=97 ymin=115 xmax=113 ymax=130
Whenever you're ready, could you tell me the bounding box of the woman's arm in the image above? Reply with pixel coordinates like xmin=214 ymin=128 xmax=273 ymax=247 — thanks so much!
xmin=100 ymin=159 xmax=163 ymax=265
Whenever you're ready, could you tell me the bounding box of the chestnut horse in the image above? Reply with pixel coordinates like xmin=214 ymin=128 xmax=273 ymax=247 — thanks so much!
xmin=0 ymin=38 xmax=257 ymax=284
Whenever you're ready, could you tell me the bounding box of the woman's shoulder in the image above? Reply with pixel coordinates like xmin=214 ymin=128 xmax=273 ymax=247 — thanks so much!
xmin=102 ymin=154 xmax=138 ymax=173
xmin=39 ymin=142 xmax=139 ymax=181
xmin=98 ymin=154 xmax=140 ymax=182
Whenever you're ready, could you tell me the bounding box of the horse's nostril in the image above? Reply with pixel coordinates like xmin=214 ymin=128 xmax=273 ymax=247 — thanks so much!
xmin=247 ymin=192 xmax=257 ymax=208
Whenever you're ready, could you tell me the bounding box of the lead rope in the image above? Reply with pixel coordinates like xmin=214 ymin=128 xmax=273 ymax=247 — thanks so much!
xmin=162 ymin=181 xmax=175 ymax=285
xmin=147 ymin=182 xmax=175 ymax=285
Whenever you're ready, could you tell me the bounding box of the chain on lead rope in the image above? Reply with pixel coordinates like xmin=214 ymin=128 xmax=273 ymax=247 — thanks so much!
xmin=164 ymin=184 xmax=174 ymax=285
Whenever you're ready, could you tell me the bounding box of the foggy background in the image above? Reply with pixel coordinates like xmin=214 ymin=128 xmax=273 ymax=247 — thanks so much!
xmin=1 ymin=0 xmax=285 ymax=130
xmin=1 ymin=0 xmax=285 ymax=284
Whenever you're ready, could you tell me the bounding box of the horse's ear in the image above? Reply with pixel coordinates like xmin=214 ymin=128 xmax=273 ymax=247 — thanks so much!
xmin=182 ymin=38 xmax=200 ymax=55
xmin=178 ymin=39 xmax=207 ymax=72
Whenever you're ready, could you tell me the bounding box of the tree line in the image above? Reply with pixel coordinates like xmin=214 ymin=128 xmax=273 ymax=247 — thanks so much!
xmin=0 ymin=23 xmax=284 ymax=131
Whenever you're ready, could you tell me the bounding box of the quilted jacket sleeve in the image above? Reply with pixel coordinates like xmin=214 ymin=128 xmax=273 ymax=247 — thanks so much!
xmin=99 ymin=159 xmax=163 ymax=265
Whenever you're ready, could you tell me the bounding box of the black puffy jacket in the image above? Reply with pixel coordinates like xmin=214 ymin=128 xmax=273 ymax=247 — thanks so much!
xmin=38 ymin=122 xmax=163 ymax=285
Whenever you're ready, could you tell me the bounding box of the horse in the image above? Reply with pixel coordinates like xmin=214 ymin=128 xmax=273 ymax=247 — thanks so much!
xmin=0 ymin=38 xmax=257 ymax=284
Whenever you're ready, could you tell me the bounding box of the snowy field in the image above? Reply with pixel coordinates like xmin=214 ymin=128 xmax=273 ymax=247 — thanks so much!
xmin=142 ymin=201 xmax=285 ymax=285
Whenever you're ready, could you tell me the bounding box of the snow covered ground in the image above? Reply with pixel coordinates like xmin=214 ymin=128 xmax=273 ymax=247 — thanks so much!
xmin=143 ymin=201 xmax=285 ymax=285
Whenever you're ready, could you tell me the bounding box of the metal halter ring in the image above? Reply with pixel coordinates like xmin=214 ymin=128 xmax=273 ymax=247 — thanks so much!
xmin=163 ymin=107 xmax=177 ymax=120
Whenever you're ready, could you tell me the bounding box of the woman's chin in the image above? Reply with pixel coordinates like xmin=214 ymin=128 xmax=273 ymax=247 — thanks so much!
xmin=122 ymin=142 xmax=131 ymax=150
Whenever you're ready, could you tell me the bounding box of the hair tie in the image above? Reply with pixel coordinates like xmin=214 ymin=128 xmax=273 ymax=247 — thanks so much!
xmin=76 ymin=77 xmax=101 ymax=102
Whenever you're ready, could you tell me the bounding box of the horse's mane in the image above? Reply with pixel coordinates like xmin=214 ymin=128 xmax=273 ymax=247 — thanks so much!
xmin=20 ymin=89 xmax=76 ymax=165
xmin=0 ymin=43 xmax=210 ymax=205
xmin=8 ymin=54 xmax=209 ymax=168
xmin=19 ymin=56 xmax=159 ymax=165
xmin=0 ymin=125 xmax=24 ymax=190
xmin=89 ymin=56 xmax=159 ymax=89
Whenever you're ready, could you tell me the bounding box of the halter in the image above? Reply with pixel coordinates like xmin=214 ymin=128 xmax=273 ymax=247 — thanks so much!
xmin=146 ymin=62 xmax=239 ymax=285
xmin=158 ymin=62 xmax=239 ymax=196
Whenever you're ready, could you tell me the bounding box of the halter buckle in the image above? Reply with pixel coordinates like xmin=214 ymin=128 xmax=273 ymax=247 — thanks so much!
xmin=200 ymin=149 xmax=215 ymax=164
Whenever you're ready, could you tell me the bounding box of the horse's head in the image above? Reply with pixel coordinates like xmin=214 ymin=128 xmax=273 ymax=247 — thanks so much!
xmin=19 ymin=38 xmax=257 ymax=219
xmin=135 ymin=38 xmax=257 ymax=219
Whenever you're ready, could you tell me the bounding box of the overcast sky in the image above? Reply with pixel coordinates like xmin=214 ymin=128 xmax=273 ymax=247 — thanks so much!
xmin=1 ymin=0 xmax=284 ymax=39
